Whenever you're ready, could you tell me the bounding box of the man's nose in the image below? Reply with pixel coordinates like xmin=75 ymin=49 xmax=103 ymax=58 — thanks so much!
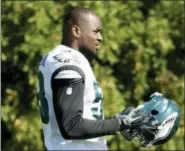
xmin=97 ymin=33 xmax=103 ymax=42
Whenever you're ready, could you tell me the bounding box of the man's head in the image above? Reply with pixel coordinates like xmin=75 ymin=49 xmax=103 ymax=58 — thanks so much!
xmin=62 ymin=8 xmax=103 ymax=58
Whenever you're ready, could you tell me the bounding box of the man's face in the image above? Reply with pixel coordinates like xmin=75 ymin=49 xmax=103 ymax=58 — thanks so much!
xmin=79 ymin=14 xmax=103 ymax=57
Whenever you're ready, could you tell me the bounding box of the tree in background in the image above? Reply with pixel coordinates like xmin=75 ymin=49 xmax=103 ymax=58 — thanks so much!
xmin=1 ymin=1 xmax=184 ymax=150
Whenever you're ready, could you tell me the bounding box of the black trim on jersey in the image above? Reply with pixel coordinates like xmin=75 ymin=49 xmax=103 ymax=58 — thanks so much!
xmin=51 ymin=66 xmax=120 ymax=139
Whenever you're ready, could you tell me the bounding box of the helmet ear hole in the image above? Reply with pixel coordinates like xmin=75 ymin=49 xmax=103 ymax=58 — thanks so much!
xmin=151 ymin=110 xmax=159 ymax=115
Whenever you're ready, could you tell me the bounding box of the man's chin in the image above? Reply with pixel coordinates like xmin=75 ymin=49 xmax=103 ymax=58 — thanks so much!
xmin=80 ymin=48 xmax=97 ymax=61
xmin=94 ymin=49 xmax=98 ymax=54
xmin=95 ymin=45 xmax=100 ymax=50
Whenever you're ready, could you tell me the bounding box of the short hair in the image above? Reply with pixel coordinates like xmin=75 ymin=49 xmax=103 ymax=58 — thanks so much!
xmin=62 ymin=7 xmax=97 ymax=38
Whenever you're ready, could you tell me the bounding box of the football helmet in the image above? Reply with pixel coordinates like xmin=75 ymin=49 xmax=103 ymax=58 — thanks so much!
xmin=130 ymin=92 xmax=180 ymax=147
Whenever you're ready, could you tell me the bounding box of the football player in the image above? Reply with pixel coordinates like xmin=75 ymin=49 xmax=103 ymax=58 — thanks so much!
xmin=37 ymin=7 xmax=144 ymax=150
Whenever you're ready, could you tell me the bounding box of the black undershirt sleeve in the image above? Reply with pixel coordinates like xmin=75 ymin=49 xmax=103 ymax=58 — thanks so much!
xmin=52 ymin=77 xmax=120 ymax=139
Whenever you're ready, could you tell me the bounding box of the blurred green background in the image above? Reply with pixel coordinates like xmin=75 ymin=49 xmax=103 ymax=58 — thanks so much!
xmin=1 ymin=0 xmax=184 ymax=150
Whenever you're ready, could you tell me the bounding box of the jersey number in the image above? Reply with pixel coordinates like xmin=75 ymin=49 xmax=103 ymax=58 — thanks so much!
xmin=91 ymin=81 xmax=104 ymax=120
xmin=37 ymin=71 xmax=49 ymax=124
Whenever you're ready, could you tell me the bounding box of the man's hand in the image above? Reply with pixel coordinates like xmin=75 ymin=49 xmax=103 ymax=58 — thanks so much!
xmin=116 ymin=107 xmax=146 ymax=130
xmin=115 ymin=107 xmax=147 ymax=141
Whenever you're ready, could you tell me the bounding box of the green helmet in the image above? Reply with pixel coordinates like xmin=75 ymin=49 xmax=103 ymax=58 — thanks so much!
xmin=134 ymin=92 xmax=180 ymax=147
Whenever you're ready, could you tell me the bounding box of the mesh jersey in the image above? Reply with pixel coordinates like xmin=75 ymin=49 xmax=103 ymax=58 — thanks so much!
xmin=37 ymin=45 xmax=107 ymax=150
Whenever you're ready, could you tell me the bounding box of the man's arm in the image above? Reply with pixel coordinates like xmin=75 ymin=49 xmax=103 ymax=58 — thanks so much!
xmin=52 ymin=77 xmax=120 ymax=139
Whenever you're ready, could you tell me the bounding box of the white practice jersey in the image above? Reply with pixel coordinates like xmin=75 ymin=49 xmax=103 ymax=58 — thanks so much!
xmin=37 ymin=45 xmax=107 ymax=150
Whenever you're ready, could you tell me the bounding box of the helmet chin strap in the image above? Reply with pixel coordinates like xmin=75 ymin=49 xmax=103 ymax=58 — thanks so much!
xmin=130 ymin=115 xmax=159 ymax=147
xmin=131 ymin=134 xmax=154 ymax=147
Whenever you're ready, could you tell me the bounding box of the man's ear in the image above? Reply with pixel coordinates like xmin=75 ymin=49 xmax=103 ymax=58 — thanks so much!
xmin=71 ymin=25 xmax=81 ymax=38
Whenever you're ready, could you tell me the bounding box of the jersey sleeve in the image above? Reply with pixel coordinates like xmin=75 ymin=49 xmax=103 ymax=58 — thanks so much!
xmin=51 ymin=66 xmax=120 ymax=139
